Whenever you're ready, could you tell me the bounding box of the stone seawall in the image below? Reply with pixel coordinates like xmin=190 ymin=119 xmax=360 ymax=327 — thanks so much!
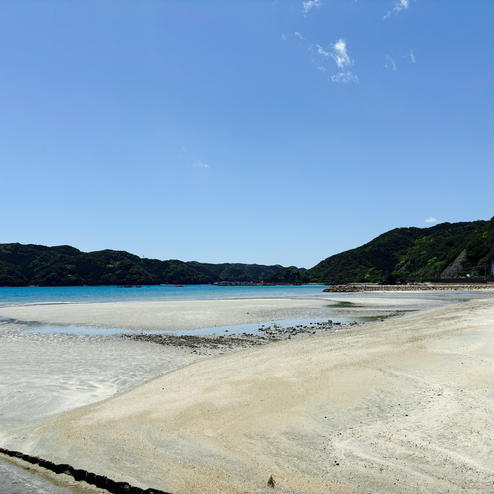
xmin=0 ymin=448 xmax=172 ymax=494
xmin=323 ymin=283 xmax=494 ymax=292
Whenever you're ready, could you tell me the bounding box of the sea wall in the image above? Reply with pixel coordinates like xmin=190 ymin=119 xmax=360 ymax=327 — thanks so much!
xmin=323 ymin=283 xmax=494 ymax=292
xmin=0 ymin=448 xmax=172 ymax=494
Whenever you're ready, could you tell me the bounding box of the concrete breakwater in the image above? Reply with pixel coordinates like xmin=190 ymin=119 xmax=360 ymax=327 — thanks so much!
xmin=323 ymin=283 xmax=494 ymax=292
xmin=0 ymin=448 xmax=172 ymax=494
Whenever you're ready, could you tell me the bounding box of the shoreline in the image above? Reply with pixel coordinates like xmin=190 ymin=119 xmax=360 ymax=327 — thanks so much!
xmin=1 ymin=295 xmax=492 ymax=493
xmin=0 ymin=448 xmax=171 ymax=494
xmin=0 ymin=290 xmax=489 ymax=331
xmin=1 ymin=280 xmax=492 ymax=287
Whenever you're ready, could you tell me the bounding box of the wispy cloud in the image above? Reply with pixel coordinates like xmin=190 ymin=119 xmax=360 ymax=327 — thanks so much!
xmin=384 ymin=0 xmax=409 ymax=19
xmin=384 ymin=54 xmax=397 ymax=71
xmin=195 ymin=161 xmax=211 ymax=169
xmin=295 ymin=34 xmax=358 ymax=84
xmin=425 ymin=217 xmax=438 ymax=224
xmin=410 ymin=49 xmax=416 ymax=63
xmin=302 ymin=0 xmax=322 ymax=14
xmin=331 ymin=72 xmax=359 ymax=83
xmin=315 ymin=43 xmax=330 ymax=57
xmin=281 ymin=33 xmax=287 ymax=41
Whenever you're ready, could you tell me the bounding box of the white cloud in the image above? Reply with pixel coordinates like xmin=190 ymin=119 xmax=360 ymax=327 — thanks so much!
xmin=315 ymin=43 xmax=330 ymax=57
xmin=281 ymin=33 xmax=287 ymax=41
xmin=294 ymin=34 xmax=357 ymax=84
xmin=331 ymin=39 xmax=352 ymax=69
xmin=327 ymin=39 xmax=358 ymax=83
xmin=196 ymin=161 xmax=211 ymax=169
xmin=384 ymin=0 xmax=409 ymax=19
xmin=384 ymin=54 xmax=397 ymax=71
xmin=395 ymin=0 xmax=410 ymax=12
xmin=302 ymin=0 xmax=322 ymax=14
xmin=410 ymin=49 xmax=416 ymax=63
xmin=425 ymin=217 xmax=438 ymax=224
xmin=330 ymin=72 xmax=359 ymax=84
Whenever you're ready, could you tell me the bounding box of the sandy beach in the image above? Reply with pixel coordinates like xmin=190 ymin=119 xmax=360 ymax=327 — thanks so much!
xmin=1 ymin=292 xmax=492 ymax=494
xmin=2 ymin=1 xmax=492 ymax=491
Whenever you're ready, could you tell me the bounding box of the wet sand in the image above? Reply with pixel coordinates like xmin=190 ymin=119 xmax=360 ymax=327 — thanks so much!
xmin=2 ymin=295 xmax=493 ymax=494
xmin=0 ymin=455 xmax=107 ymax=494
xmin=0 ymin=299 xmax=328 ymax=331
xmin=0 ymin=322 xmax=217 ymax=435
xmin=0 ymin=291 xmax=481 ymax=331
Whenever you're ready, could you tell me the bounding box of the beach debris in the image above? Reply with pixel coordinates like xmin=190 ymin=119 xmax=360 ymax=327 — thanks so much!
xmin=267 ymin=474 xmax=276 ymax=488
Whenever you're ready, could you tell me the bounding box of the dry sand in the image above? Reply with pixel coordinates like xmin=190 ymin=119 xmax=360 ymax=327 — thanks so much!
xmin=4 ymin=297 xmax=493 ymax=494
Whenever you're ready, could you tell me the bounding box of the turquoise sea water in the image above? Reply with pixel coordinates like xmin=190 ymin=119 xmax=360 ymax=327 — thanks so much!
xmin=0 ymin=284 xmax=328 ymax=306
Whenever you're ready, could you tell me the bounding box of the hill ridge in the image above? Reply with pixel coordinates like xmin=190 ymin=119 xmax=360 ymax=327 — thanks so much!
xmin=303 ymin=218 xmax=493 ymax=284
xmin=1 ymin=218 xmax=492 ymax=286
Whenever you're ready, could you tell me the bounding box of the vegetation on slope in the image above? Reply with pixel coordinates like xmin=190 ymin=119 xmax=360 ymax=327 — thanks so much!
xmin=0 ymin=244 xmax=284 ymax=286
xmin=1 ymin=218 xmax=491 ymax=286
xmin=306 ymin=218 xmax=493 ymax=284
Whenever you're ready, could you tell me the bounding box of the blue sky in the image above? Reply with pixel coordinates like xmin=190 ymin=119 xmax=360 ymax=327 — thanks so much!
xmin=1 ymin=1 xmax=492 ymax=267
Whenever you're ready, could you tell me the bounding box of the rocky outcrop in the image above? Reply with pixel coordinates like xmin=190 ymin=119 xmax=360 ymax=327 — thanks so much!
xmin=440 ymin=249 xmax=467 ymax=279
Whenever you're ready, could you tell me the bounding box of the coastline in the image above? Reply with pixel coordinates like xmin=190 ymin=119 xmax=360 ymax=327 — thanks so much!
xmin=1 ymin=292 xmax=492 ymax=493
xmin=1 ymin=288 xmax=490 ymax=331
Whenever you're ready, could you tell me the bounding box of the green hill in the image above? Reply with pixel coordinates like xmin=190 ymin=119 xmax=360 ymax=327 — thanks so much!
xmin=306 ymin=218 xmax=493 ymax=284
xmin=1 ymin=218 xmax=492 ymax=286
xmin=0 ymin=244 xmax=284 ymax=286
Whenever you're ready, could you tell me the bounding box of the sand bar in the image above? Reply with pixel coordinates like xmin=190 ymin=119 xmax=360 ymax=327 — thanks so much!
xmin=0 ymin=299 xmax=327 ymax=331
xmin=0 ymin=291 xmax=485 ymax=331
xmin=5 ymin=297 xmax=493 ymax=494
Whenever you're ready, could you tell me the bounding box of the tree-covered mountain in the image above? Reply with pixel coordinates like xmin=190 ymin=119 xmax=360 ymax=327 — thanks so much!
xmin=1 ymin=218 xmax=492 ymax=286
xmin=0 ymin=244 xmax=284 ymax=286
xmin=305 ymin=218 xmax=493 ymax=284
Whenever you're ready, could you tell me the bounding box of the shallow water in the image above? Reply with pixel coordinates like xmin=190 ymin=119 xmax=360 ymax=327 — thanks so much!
xmin=0 ymin=459 xmax=73 ymax=494
xmin=21 ymin=315 xmax=362 ymax=337
xmin=11 ymin=288 xmax=491 ymax=337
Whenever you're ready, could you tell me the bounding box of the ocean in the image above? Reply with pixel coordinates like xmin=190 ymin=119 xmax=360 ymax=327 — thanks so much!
xmin=0 ymin=284 xmax=328 ymax=306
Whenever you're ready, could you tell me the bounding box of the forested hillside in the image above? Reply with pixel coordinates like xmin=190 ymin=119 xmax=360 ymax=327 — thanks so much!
xmin=0 ymin=244 xmax=283 ymax=286
xmin=305 ymin=218 xmax=493 ymax=284
xmin=1 ymin=218 xmax=492 ymax=286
